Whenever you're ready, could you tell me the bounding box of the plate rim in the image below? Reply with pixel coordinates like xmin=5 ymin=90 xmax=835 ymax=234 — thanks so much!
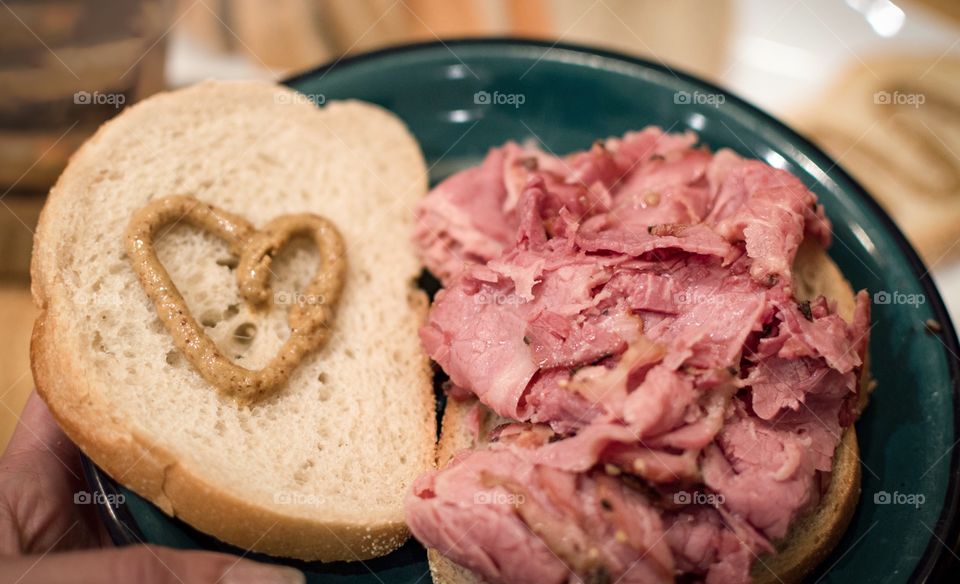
xmin=92 ymin=36 xmax=960 ymax=582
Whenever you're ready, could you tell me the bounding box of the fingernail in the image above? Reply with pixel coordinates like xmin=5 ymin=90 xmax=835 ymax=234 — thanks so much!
xmin=222 ymin=561 xmax=306 ymax=584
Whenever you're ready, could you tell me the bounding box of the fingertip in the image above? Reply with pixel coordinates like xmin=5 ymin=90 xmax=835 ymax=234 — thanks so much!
xmin=220 ymin=558 xmax=306 ymax=584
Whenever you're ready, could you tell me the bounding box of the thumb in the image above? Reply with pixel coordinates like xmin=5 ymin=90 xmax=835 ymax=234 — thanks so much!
xmin=1 ymin=544 xmax=305 ymax=584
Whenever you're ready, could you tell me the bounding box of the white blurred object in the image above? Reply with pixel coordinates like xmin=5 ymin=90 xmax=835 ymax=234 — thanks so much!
xmin=724 ymin=0 xmax=958 ymax=113
xmin=846 ymin=0 xmax=906 ymax=37
xmin=166 ymin=26 xmax=276 ymax=87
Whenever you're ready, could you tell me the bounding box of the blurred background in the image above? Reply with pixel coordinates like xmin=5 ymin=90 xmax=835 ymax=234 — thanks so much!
xmin=1 ymin=0 xmax=958 ymax=449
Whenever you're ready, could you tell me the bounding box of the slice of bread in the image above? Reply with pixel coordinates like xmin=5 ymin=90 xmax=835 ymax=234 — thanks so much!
xmin=30 ymin=80 xmax=436 ymax=561
xmin=425 ymin=240 xmax=866 ymax=584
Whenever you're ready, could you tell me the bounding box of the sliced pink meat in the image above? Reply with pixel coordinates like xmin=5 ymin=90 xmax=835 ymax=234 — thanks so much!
xmin=645 ymin=290 xmax=767 ymax=370
xmin=577 ymin=221 xmax=733 ymax=259
xmin=420 ymin=281 xmax=538 ymax=420
xmin=407 ymin=127 xmax=872 ymax=583
xmin=746 ymin=349 xmax=858 ymax=421
xmin=413 ymin=145 xmax=516 ymax=282
xmin=665 ymin=507 xmax=766 ymax=584
xmin=406 ymin=441 xmax=674 ymax=584
xmin=702 ymin=402 xmax=821 ymax=539
xmin=769 ymin=298 xmax=864 ymax=373
xmin=712 ymin=160 xmax=818 ymax=284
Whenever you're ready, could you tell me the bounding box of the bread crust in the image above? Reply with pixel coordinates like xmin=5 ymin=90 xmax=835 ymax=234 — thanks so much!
xmin=426 ymin=399 xmax=488 ymax=584
xmin=30 ymin=81 xmax=436 ymax=561
xmin=423 ymin=242 xmax=868 ymax=583
xmin=32 ymin=313 xmax=413 ymax=560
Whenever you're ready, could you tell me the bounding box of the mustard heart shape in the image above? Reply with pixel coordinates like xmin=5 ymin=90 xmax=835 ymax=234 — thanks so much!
xmin=124 ymin=195 xmax=346 ymax=404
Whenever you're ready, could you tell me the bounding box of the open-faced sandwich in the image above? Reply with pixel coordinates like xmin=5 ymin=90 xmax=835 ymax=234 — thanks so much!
xmin=29 ymin=77 xmax=872 ymax=582
xmin=404 ymin=129 xmax=872 ymax=584
xmin=31 ymin=80 xmax=437 ymax=561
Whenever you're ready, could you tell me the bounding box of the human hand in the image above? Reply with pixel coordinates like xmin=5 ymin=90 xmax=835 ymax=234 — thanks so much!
xmin=0 ymin=391 xmax=304 ymax=584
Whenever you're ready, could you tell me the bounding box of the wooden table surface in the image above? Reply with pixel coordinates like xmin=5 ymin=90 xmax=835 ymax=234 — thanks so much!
xmin=0 ymin=284 xmax=37 ymax=451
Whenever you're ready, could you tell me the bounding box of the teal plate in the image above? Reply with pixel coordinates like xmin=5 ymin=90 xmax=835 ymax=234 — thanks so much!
xmin=83 ymin=39 xmax=960 ymax=583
